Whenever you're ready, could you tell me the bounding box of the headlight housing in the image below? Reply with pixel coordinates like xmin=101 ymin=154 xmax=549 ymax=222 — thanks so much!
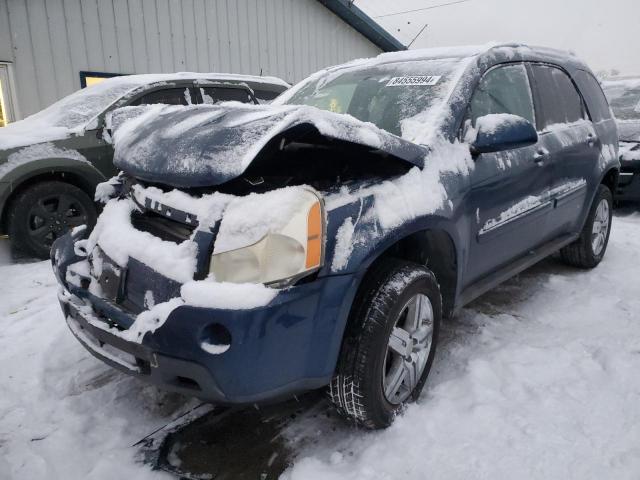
xmin=209 ymin=188 xmax=324 ymax=286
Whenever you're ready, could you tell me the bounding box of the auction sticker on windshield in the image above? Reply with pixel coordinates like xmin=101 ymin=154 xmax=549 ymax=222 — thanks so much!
xmin=386 ymin=75 xmax=441 ymax=87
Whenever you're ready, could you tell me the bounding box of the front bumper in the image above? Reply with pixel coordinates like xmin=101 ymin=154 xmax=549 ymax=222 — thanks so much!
xmin=52 ymin=233 xmax=359 ymax=404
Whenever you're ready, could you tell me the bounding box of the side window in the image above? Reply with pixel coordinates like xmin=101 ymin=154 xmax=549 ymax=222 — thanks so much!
xmin=574 ymin=70 xmax=613 ymax=122
xmin=131 ymin=87 xmax=193 ymax=106
xmin=468 ymin=64 xmax=535 ymax=126
xmin=199 ymin=87 xmax=253 ymax=104
xmin=530 ymin=65 xmax=586 ymax=129
xmin=253 ymin=89 xmax=281 ymax=103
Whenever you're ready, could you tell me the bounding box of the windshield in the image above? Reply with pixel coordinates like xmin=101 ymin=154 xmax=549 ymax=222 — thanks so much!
xmin=603 ymin=80 xmax=640 ymax=121
xmin=28 ymin=79 xmax=142 ymax=129
xmin=282 ymin=59 xmax=465 ymax=138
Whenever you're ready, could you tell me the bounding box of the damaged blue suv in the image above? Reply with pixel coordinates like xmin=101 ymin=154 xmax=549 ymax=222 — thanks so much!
xmin=52 ymin=44 xmax=619 ymax=429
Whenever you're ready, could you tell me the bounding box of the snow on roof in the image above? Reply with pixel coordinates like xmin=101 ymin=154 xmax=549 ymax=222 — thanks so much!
xmin=92 ymin=71 xmax=291 ymax=89
xmin=0 ymin=72 xmax=288 ymax=151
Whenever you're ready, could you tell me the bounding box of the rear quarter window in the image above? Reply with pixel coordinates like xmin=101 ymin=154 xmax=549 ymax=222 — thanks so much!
xmin=254 ymin=89 xmax=282 ymax=102
xmin=574 ymin=70 xmax=614 ymax=122
xmin=199 ymin=87 xmax=253 ymax=104
xmin=530 ymin=64 xmax=586 ymax=130
xmin=130 ymin=87 xmax=192 ymax=106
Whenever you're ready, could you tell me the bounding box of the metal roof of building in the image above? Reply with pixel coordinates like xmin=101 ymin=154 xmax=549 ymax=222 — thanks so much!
xmin=317 ymin=0 xmax=406 ymax=52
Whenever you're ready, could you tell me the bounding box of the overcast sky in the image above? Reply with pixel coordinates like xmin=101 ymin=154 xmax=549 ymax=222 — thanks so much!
xmin=358 ymin=0 xmax=640 ymax=76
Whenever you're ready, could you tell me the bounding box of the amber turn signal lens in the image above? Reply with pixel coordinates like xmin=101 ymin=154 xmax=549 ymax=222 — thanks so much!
xmin=305 ymin=201 xmax=322 ymax=269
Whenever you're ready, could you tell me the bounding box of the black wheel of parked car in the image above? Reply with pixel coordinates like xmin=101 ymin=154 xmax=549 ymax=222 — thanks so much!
xmin=330 ymin=259 xmax=441 ymax=429
xmin=560 ymin=184 xmax=613 ymax=269
xmin=8 ymin=181 xmax=97 ymax=259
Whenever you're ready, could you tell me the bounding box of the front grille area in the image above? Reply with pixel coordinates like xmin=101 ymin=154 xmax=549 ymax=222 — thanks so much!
xmin=131 ymin=209 xmax=195 ymax=243
xmin=121 ymin=258 xmax=182 ymax=314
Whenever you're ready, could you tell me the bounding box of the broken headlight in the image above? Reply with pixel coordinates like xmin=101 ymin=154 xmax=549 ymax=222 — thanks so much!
xmin=209 ymin=189 xmax=324 ymax=286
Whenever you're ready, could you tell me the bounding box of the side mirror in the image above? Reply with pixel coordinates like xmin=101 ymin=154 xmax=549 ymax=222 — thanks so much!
xmin=470 ymin=114 xmax=538 ymax=155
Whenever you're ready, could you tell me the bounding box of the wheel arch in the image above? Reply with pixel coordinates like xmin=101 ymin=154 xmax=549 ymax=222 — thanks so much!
xmin=0 ymin=160 xmax=105 ymax=234
xmin=600 ymin=166 xmax=619 ymax=193
xmin=350 ymin=224 xmax=460 ymax=320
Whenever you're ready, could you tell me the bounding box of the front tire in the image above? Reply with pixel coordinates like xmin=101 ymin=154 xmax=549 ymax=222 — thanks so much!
xmin=8 ymin=181 xmax=97 ymax=259
xmin=559 ymin=184 xmax=613 ymax=269
xmin=330 ymin=259 xmax=441 ymax=429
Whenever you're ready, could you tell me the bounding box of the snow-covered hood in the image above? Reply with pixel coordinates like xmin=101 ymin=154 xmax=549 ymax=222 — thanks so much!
xmin=617 ymin=120 xmax=640 ymax=143
xmin=111 ymin=103 xmax=428 ymax=188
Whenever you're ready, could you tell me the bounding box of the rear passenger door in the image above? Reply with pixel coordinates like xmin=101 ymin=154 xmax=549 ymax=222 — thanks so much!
xmin=528 ymin=64 xmax=599 ymax=236
xmin=464 ymin=63 xmax=555 ymax=286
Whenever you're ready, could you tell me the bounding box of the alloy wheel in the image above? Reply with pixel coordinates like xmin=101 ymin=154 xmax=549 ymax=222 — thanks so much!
xmin=382 ymin=293 xmax=434 ymax=405
xmin=26 ymin=193 xmax=89 ymax=249
xmin=591 ymin=198 xmax=610 ymax=256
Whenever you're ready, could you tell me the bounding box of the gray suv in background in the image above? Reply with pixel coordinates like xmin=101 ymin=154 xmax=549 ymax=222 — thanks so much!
xmin=0 ymin=73 xmax=289 ymax=258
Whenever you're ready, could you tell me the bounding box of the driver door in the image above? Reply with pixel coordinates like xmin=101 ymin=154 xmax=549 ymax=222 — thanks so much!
xmin=463 ymin=63 xmax=555 ymax=287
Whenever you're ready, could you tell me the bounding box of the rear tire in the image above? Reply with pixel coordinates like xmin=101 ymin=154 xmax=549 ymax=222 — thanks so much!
xmin=8 ymin=181 xmax=97 ymax=259
xmin=559 ymin=184 xmax=613 ymax=269
xmin=330 ymin=259 xmax=441 ymax=429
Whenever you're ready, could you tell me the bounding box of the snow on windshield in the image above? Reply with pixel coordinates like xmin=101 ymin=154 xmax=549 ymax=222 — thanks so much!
xmin=280 ymin=58 xmax=470 ymax=142
xmin=603 ymin=79 xmax=640 ymax=121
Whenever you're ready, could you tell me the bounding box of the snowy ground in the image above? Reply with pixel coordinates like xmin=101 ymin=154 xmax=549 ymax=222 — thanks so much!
xmin=1 ymin=211 xmax=640 ymax=479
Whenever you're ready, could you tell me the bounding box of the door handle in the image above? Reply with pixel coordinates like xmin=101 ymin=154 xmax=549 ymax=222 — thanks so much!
xmin=533 ymin=148 xmax=549 ymax=164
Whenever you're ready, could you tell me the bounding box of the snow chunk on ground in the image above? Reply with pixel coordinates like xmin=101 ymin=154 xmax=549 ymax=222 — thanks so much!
xmin=281 ymin=213 xmax=640 ymax=480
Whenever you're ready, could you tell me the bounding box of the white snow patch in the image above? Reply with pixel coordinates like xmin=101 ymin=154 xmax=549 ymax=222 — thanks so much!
xmin=475 ymin=112 xmax=527 ymax=134
xmin=131 ymin=183 xmax=232 ymax=227
xmin=95 ymin=176 xmax=122 ymax=203
xmin=180 ymin=280 xmax=278 ymax=310
xmin=619 ymin=141 xmax=640 ymax=161
xmin=372 ymin=139 xmax=473 ymax=230
xmin=85 ymin=198 xmax=199 ymax=284
xmin=331 ymin=217 xmax=355 ymax=272
xmin=0 ymin=143 xmax=89 ymax=177
xmin=122 ymin=297 xmax=184 ymax=341
xmin=200 ymin=342 xmax=230 ymax=355
xmin=481 ymin=179 xmax=587 ymax=234
xmin=281 ymin=213 xmax=640 ymax=480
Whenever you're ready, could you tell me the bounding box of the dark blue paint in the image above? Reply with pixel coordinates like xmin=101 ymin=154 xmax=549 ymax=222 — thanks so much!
xmin=52 ymin=44 xmax=621 ymax=405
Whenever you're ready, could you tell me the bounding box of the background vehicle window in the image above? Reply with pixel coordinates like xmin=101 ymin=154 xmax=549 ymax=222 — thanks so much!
xmin=531 ymin=65 xmax=586 ymax=129
xmin=131 ymin=87 xmax=192 ymax=106
xmin=602 ymin=79 xmax=640 ymax=121
xmin=469 ymin=64 xmax=535 ymax=126
xmin=199 ymin=87 xmax=253 ymax=104
xmin=253 ymin=89 xmax=281 ymax=102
